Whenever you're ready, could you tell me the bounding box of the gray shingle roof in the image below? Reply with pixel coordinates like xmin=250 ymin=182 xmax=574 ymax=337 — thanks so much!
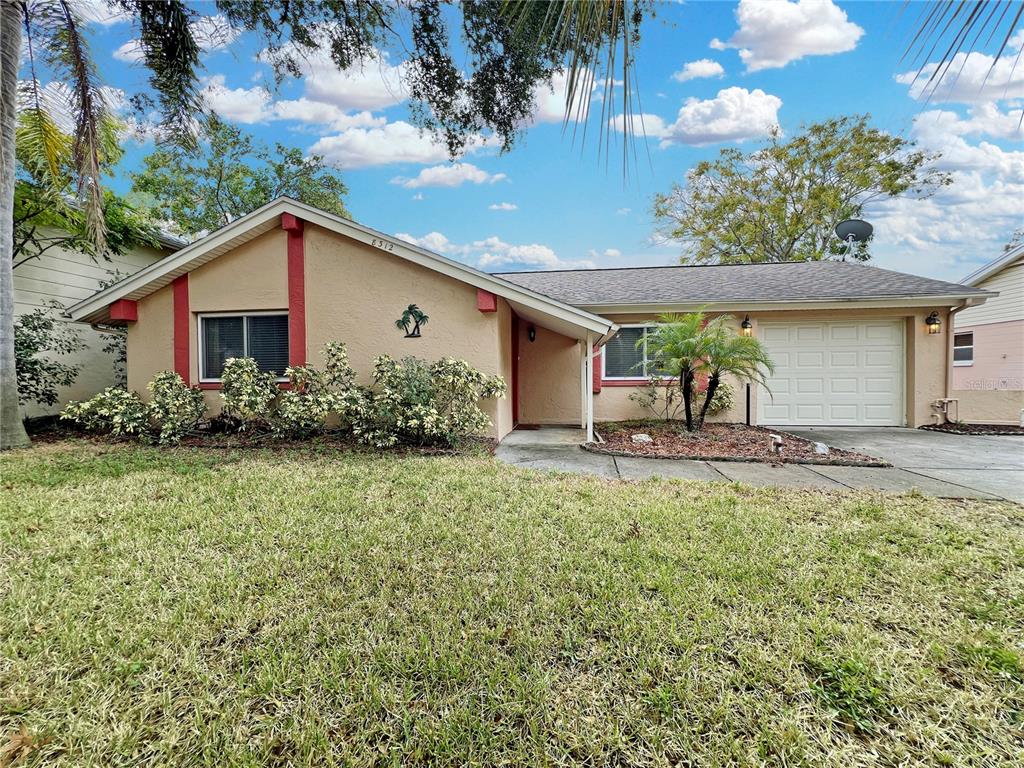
xmin=494 ymin=261 xmax=991 ymax=307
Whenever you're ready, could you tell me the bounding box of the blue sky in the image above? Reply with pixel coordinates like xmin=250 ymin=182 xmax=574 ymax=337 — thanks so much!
xmin=72 ymin=0 xmax=1024 ymax=282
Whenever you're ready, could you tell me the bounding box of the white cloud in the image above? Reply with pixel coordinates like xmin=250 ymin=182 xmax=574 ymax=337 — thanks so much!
xmin=672 ymin=59 xmax=725 ymax=83
xmin=912 ymin=107 xmax=1024 ymax=179
xmin=201 ymin=75 xmax=273 ymax=123
xmin=392 ymin=163 xmax=507 ymax=189
xmin=112 ymin=41 xmax=143 ymax=64
xmin=396 ymin=232 xmax=594 ymax=270
xmin=270 ymin=99 xmax=386 ymax=131
xmin=866 ymin=105 xmax=1024 ymax=280
xmin=895 ymin=41 xmax=1024 ymax=104
xmin=261 ymin=44 xmax=407 ymax=112
xmin=488 ymin=202 xmax=518 ymax=211
xmin=411 ymin=193 xmax=424 ymax=201
xmin=396 ymin=231 xmax=455 ymax=253
xmin=616 ymin=207 xmax=631 ymax=215
xmin=712 ymin=0 xmax=864 ymax=72
xmin=309 ymin=121 xmax=468 ymax=169
xmin=76 ymin=1 xmax=130 ymax=26
xmin=533 ymin=70 xmax=599 ymax=124
xmin=627 ymin=87 xmax=782 ymax=146
xmin=608 ymin=113 xmax=671 ymax=138
xmin=589 ymin=248 xmax=621 ymax=258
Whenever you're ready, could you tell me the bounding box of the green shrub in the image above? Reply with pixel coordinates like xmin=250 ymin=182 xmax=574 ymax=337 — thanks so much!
xmin=351 ymin=355 xmax=506 ymax=448
xmin=15 ymin=303 xmax=86 ymax=406
xmin=61 ymin=373 xmax=206 ymax=445
xmin=147 ymin=372 xmax=207 ymax=444
xmin=219 ymin=357 xmax=280 ymax=429
xmin=61 ymin=388 xmax=150 ymax=438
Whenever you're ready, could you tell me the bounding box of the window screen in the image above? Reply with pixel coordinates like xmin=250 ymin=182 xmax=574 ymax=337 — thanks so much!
xmin=247 ymin=315 xmax=289 ymax=374
xmin=202 ymin=316 xmax=244 ymax=379
xmin=201 ymin=314 xmax=289 ymax=379
xmin=604 ymin=327 xmax=645 ymax=377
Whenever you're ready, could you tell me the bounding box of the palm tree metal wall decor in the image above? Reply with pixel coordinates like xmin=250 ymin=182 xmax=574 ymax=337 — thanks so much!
xmin=395 ymin=304 xmax=429 ymax=338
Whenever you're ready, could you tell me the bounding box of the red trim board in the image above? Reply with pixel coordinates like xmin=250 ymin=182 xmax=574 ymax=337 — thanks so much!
xmin=109 ymin=299 xmax=137 ymax=322
xmin=172 ymin=275 xmax=189 ymax=383
xmin=477 ymin=289 xmax=498 ymax=313
xmin=283 ymin=214 xmax=306 ymax=367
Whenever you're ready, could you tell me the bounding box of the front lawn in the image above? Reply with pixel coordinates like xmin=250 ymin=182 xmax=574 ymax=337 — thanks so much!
xmin=2 ymin=442 xmax=1022 ymax=766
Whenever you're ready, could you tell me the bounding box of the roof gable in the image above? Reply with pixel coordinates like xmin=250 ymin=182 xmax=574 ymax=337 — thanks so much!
xmin=67 ymin=197 xmax=614 ymax=339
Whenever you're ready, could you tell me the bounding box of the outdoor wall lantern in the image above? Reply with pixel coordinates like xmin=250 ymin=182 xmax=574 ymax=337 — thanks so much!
xmin=527 ymin=325 xmax=537 ymax=342
xmin=740 ymin=315 xmax=753 ymax=337
xmin=925 ymin=312 xmax=942 ymax=335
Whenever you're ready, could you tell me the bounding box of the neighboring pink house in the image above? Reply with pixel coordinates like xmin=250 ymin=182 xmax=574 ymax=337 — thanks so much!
xmin=952 ymin=243 xmax=1024 ymax=424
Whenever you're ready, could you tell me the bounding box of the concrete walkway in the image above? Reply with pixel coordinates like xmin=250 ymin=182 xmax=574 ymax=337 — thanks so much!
xmin=495 ymin=427 xmax=1023 ymax=503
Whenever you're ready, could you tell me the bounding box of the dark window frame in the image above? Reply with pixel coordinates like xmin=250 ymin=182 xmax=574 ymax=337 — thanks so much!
xmin=198 ymin=311 xmax=289 ymax=382
xmin=602 ymin=325 xmax=673 ymax=380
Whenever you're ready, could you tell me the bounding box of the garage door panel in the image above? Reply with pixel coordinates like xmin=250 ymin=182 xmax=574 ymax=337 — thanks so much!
xmin=796 ymin=351 xmax=824 ymax=368
xmin=757 ymin=320 xmax=903 ymax=426
xmin=830 ymin=351 xmax=858 ymax=367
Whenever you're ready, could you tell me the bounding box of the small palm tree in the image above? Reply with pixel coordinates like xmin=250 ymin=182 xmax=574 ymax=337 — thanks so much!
xmin=395 ymin=304 xmax=429 ymax=337
xmin=692 ymin=318 xmax=774 ymax=432
xmin=643 ymin=312 xmax=774 ymax=433
xmin=641 ymin=312 xmax=706 ymax=431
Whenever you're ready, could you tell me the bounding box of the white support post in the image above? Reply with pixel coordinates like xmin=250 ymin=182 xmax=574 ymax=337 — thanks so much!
xmin=580 ymin=339 xmax=587 ymax=430
xmin=585 ymin=332 xmax=594 ymax=443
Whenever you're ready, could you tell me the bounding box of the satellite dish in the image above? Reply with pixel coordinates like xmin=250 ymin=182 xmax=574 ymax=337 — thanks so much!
xmin=835 ymin=219 xmax=873 ymax=243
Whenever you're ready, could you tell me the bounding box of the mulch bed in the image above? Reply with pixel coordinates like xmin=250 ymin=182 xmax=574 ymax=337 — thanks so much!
xmin=587 ymin=422 xmax=889 ymax=466
xmin=920 ymin=422 xmax=1024 ymax=436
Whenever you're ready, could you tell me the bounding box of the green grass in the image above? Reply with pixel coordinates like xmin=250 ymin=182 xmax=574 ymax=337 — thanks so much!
xmin=1 ymin=441 xmax=1022 ymax=767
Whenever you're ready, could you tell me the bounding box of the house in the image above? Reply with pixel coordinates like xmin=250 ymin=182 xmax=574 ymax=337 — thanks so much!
xmin=951 ymin=243 xmax=1024 ymax=425
xmin=66 ymin=198 xmax=992 ymax=440
xmin=14 ymin=226 xmax=183 ymax=417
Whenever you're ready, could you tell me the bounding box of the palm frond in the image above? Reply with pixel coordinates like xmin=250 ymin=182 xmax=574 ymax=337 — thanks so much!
xmin=901 ymin=0 xmax=1022 ymax=103
xmin=503 ymin=0 xmax=647 ymax=173
xmin=24 ymin=0 xmax=110 ymax=254
xmin=14 ymin=88 xmax=72 ymax=184
xmin=124 ymin=0 xmax=203 ymax=150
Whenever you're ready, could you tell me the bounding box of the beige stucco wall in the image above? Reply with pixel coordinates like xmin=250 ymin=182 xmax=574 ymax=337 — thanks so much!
xmin=515 ymin=307 xmax=948 ymax=428
xmin=126 ymin=282 xmax=174 ymax=396
xmin=125 ymin=224 xmax=514 ymax=439
xmin=304 ymin=225 xmax=512 ymax=438
xmin=516 ymin=322 xmax=581 ymax=425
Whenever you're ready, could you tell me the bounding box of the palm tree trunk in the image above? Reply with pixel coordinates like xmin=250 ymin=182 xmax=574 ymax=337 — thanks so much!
xmin=681 ymin=369 xmax=695 ymax=432
xmin=694 ymin=374 xmax=719 ymax=433
xmin=1 ymin=1 xmax=31 ymax=449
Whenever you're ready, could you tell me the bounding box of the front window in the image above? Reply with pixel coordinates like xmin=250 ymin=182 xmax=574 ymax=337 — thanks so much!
xmin=603 ymin=326 xmax=667 ymax=379
xmin=953 ymin=331 xmax=973 ymax=367
xmin=200 ymin=313 xmax=289 ymax=380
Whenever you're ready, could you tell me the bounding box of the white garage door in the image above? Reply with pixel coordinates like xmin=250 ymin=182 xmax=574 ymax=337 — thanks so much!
xmin=757 ymin=320 xmax=904 ymax=426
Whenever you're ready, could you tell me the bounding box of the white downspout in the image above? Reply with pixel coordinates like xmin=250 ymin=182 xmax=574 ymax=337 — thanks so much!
xmin=945 ymin=302 xmax=969 ymax=399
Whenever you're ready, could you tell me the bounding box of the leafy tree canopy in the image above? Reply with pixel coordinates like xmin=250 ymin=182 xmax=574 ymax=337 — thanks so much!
xmin=653 ymin=115 xmax=952 ymax=265
xmin=130 ymin=114 xmax=351 ymax=239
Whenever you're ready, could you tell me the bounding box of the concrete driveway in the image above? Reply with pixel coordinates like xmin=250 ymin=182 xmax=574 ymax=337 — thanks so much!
xmin=495 ymin=426 xmax=1023 ymax=503
xmin=783 ymin=427 xmax=1023 ymax=503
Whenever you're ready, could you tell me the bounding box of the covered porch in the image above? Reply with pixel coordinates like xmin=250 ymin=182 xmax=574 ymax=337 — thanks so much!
xmin=507 ymin=308 xmax=613 ymax=443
